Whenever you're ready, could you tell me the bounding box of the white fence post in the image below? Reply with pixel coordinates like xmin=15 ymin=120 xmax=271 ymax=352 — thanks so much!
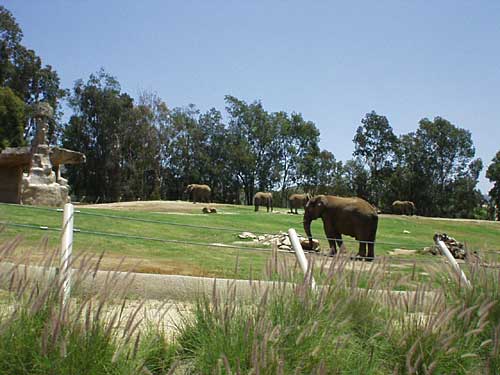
xmin=60 ymin=203 xmax=74 ymax=305
xmin=434 ymin=236 xmax=472 ymax=289
xmin=288 ymin=228 xmax=317 ymax=290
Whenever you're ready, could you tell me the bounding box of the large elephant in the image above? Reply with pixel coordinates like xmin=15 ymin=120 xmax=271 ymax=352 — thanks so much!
xmin=289 ymin=193 xmax=310 ymax=214
xmin=184 ymin=184 xmax=211 ymax=203
xmin=392 ymin=200 xmax=416 ymax=215
xmin=303 ymin=195 xmax=378 ymax=259
xmin=254 ymin=192 xmax=273 ymax=212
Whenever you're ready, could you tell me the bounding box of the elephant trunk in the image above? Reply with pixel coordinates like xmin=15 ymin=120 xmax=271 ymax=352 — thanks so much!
xmin=303 ymin=215 xmax=313 ymax=246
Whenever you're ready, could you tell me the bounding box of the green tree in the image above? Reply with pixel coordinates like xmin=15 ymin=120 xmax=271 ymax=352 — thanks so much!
xmin=0 ymin=86 xmax=25 ymax=150
xmin=353 ymin=111 xmax=398 ymax=207
xmin=0 ymin=6 xmax=65 ymax=143
xmin=275 ymin=111 xmax=320 ymax=204
xmin=343 ymin=159 xmax=370 ymax=200
xmin=388 ymin=117 xmax=482 ymax=217
xmin=63 ymin=70 xmax=134 ymax=202
xmin=136 ymin=91 xmax=171 ymax=200
xmin=314 ymin=150 xmax=350 ymax=196
xmin=165 ymin=105 xmax=202 ymax=198
xmin=416 ymin=117 xmax=480 ymax=217
xmin=486 ymin=151 xmax=500 ymax=220
xmin=198 ymin=108 xmax=235 ymax=202
xmin=225 ymin=96 xmax=280 ymax=204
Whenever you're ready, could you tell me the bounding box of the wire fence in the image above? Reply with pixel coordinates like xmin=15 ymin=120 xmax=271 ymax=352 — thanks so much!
xmin=1 ymin=202 xmax=499 ymax=263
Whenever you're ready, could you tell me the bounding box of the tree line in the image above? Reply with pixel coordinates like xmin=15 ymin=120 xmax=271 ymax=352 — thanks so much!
xmin=0 ymin=6 xmax=499 ymax=219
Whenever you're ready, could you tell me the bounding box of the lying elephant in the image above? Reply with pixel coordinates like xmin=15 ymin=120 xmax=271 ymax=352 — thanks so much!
xmin=184 ymin=184 xmax=211 ymax=204
xmin=392 ymin=200 xmax=416 ymax=215
xmin=304 ymin=195 xmax=378 ymax=260
xmin=254 ymin=192 xmax=273 ymax=212
xmin=288 ymin=193 xmax=310 ymax=214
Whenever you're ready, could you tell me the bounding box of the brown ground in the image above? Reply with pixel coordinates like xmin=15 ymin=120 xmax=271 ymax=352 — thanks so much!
xmin=78 ymin=200 xmax=239 ymax=214
xmin=78 ymin=200 xmax=294 ymax=215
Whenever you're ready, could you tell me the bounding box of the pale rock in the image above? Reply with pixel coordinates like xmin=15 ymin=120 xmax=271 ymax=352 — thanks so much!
xmin=239 ymin=232 xmax=257 ymax=239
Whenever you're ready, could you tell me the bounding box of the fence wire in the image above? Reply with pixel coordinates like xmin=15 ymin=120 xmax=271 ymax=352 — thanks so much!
xmin=2 ymin=202 xmax=499 ymax=254
xmin=72 ymin=208 xmax=500 ymax=250
xmin=64 ymin=207 xmax=435 ymax=248
xmin=1 ymin=221 xmax=285 ymax=254
xmin=2 ymin=221 xmax=498 ymax=266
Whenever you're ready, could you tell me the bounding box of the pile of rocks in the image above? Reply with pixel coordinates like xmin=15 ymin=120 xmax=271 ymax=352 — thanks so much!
xmin=424 ymin=233 xmax=476 ymax=260
xmin=238 ymin=232 xmax=320 ymax=252
xmin=202 ymin=207 xmax=217 ymax=214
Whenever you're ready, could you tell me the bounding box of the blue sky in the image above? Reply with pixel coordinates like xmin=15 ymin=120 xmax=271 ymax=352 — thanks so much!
xmin=5 ymin=0 xmax=500 ymax=193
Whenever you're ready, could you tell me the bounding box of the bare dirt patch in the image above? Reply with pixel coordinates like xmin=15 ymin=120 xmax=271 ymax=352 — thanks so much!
xmin=79 ymin=200 xmax=227 ymax=214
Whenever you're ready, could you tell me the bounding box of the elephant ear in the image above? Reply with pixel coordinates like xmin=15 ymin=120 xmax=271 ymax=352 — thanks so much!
xmin=317 ymin=195 xmax=328 ymax=207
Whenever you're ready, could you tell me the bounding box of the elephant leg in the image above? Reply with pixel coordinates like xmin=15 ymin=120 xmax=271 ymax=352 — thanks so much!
xmin=335 ymin=234 xmax=343 ymax=254
xmin=367 ymin=242 xmax=375 ymax=260
xmin=323 ymin=221 xmax=339 ymax=256
xmin=255 ymin=204 xmax=259 ymax=211
xmin=266 ymin=202 xmax=270 ymax=212
xmin=357 ymin=241 xmax=367 ymax=258
xmin=327 ymin=237 xmax=337 ymax=256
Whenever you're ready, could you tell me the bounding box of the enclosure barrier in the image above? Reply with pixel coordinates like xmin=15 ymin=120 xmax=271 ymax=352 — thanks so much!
xmin=60 ymin=203 xmax=74 ymax=305
xmin=434 ymin=234 xmax=472 ymax=288
xmin=288 ymin=228 xmax=316 ymax=290
xmin=1 ymin=202 xmax=498 ymax=292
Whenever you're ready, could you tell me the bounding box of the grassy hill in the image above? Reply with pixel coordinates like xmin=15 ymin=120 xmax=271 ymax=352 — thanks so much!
xmin=0 ymin=200 xmax=499 ymax=279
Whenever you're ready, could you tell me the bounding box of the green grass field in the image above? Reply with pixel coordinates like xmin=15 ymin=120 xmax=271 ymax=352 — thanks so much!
xmin=0 ymin=201 xmax=499 ymax=279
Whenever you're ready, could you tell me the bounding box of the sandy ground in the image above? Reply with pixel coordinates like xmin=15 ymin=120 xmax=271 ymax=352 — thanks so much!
xmin=79 ymin=200 xmax=257 ymax=214
xmin=79 ymin=200 xmax=500 ymax=224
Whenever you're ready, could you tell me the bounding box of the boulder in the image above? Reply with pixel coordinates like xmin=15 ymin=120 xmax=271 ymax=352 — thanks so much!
xmin=426 ymin=233 xmax=477 ymax=260
xmin=300 ymin=239 xmax=320 ymax=252
xmin=202 ymin=206 xmax=217 ymax=214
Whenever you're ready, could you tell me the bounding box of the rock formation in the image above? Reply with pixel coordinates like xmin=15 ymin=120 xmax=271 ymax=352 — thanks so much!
xmin=0 ymin=102 xmax=85 ymax=207
xmin=237 ymin=231 xmax=320 ymax=252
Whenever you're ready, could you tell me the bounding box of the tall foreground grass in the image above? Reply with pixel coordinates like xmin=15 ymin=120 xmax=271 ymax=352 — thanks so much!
xmin=0 ymin=235 xmax=144 ymax=374
xmin=0 ymin=230 xmax=499 ymax=374
xmin=172 ymin=254 xmax=500 ymax=374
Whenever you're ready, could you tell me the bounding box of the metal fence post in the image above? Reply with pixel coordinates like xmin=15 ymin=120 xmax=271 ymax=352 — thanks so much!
xmin=434 ymin=235 xmax=472 ymax=289
xmin=288 ymin=228 xmax=317 ymax=290
xmin=61 ymin=203 xmax=74 ymax=305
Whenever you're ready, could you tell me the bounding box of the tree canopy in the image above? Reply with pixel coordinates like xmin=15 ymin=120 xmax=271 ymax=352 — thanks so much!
xmin=0 ymin=5 xmax=64 ymax=143
xmin=0 ymin=86 xmax=25 ymax=150
xmin=486 ymin=151 xmax=500 ymax=220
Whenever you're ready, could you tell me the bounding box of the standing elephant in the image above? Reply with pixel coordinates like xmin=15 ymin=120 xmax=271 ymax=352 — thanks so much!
xmin=254 ymin=192 xmax=273 ymax=212
xmin=303 ymin=195 xmax=378 ymax=260
xmin=289 ymin=193 xmax=310 ymax=214
xmin=184 ymin=184 xmax=211 ymax=203
xmin=392 ymin=200 xmax=416 ymax=215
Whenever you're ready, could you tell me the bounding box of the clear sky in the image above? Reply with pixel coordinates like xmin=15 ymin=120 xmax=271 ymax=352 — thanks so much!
xmin=5 ymin=0 xmax=500 ymax=193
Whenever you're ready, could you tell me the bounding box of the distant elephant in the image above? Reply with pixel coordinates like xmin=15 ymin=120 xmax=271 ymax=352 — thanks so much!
xmin=184 ymin=184 xmax=211 ymax=204
xmin=254 ymin=192 xmax=273 ymax=212
xmin=289 ymin=193 xmax=310 ymax=214
xmin=392 ymin=200 xmax=416 ymax=215
xmin=303 ymin=195 xmax=379 ymax=260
